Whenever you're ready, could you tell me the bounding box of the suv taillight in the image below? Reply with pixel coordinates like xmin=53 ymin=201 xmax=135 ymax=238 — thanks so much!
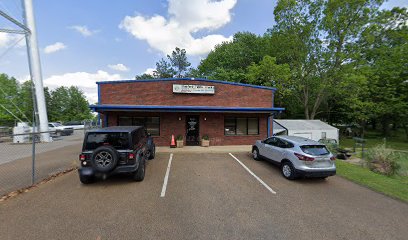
xmin=294 ymin=153 xmax=314 ymax=161
xmin=128 ymin=153 xmax=135 ymax=160
xmin=79 ymin=154 xmax=86 ymax=161
xmin=330 ymin=156 xmax=336 ymax=161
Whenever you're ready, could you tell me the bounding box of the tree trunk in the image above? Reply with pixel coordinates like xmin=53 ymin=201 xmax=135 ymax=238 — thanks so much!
xmin=371 ymin=119 xmax=377 ymax=130
xmin=360 ymin=121 xmax=366 ymax=138
xmin=404 ymin=124 xmax=408 ymax=141
xmin=303 ymin=86 xmax=310 ymax=119
xmin=304 ymin=107 xmax=310 ymax=120
xmin=310 ymin=89 xmax=325 ymax=120
xmin=381 ymin=116 xmax=391 ymax=137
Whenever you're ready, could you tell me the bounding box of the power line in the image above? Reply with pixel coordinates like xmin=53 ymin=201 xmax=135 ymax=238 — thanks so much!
xmin=0 ymin=28 xmax=26 ymax=34
xmin=0 ymin=85 xmax=31 ymax=123
xmin=0 ymin=9 xmax=30 ymax=33
xmin=0 ymin=1 xmax=16 ymax=20
xmin=0 ymin=103 xmax=24 ymax=122
xmin=0 ymin=33 xmax=25 ymax=60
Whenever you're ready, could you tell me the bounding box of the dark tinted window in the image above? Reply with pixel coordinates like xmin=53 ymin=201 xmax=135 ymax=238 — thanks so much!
xmin=225 ymin=117 xmax=259 ymax=135
xmin=118 ymin=117 xmax=160 ymax=136
xmin=279 ymin=139 xmax=294 ymax=148
xmin=265 ymin=137 xmax=279 ymax=146
xmin=65 ymin=121 xmax=82 ymax=126
xmin=132 ymin=131 xmax=139 ymax=147
xmin=84 ymin=132 xmax=130 ymax=150
xmin=301 ymin=145 xmax=330 ymax=156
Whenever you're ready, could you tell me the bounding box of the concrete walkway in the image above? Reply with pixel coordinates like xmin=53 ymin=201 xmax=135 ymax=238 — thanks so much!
xmin=157 ymin=145 xmax=252 ymax=153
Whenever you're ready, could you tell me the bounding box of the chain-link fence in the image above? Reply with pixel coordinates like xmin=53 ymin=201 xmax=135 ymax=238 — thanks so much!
xmin=0 ymin=127 xmax=95 ymax=197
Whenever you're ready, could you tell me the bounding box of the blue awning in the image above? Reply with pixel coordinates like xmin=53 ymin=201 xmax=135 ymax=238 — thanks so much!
xmin=90 ymin=104 xmax=285 ymax=113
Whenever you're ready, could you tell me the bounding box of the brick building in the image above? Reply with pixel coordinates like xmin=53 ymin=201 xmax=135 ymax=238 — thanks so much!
xmin=90 ymin=78 xmax=284 ymax=146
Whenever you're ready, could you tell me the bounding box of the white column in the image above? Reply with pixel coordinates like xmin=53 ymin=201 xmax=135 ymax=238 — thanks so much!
xmin=22 ymin=0 xmax=50 ymax=142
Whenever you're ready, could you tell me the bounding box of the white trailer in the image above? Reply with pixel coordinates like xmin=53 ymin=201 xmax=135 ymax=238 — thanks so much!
xmin=273 ymin=119 xmax=339 ymax=143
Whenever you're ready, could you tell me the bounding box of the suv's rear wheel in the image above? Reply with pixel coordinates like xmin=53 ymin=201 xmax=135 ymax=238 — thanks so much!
xmin=281 ymin=161 xmax=297 ymax=180
xmin=91 ymin=146 xmax=119 ymax=173
xmin=133 ymin=158 xmax=145 ymax=182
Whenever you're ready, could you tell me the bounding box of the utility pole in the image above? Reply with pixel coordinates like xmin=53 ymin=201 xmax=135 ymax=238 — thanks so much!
xmin=22 ymin=0 xmax=50 ymax=142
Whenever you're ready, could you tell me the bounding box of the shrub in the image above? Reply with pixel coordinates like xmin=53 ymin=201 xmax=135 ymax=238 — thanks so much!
xmin=365 ymin=145 xmax=400 ymax=176
xmin=176 ymin=135 xmax=183 ymax=141
xmin=202 ymin=135 xmax=209 ymax=140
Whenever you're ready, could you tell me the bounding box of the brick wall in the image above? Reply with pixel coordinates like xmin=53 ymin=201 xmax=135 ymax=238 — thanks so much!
xmin=99 ymin=80 xmax=273 ymax=108
xmin=104 ymin=111 xmax=270 ymax=146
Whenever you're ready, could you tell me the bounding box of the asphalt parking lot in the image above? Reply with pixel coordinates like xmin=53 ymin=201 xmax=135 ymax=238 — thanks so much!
xmin=1 ymin=152 xmax=407 ymax=240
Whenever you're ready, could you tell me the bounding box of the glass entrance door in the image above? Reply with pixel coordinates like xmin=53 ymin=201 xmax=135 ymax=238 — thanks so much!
xmin=186 ymin=115 xmax=199 ymax=146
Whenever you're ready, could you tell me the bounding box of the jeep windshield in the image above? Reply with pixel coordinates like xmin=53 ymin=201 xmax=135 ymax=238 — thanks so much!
xmin=84 ymin=132 xmax=130 ymax=151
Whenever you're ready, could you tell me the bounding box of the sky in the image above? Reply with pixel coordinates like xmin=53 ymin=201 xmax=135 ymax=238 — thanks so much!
xmin=0 ymin=0 xmax=407 ymax=103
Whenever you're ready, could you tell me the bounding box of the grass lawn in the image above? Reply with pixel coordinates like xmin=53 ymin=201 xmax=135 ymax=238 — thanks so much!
xmin=336 ymin=160 xmax=408 ymax=203
xmin=340 ymin=129 xmax=408 ymax=151
xmin=396 ymin=152 xmax=408 ymax=176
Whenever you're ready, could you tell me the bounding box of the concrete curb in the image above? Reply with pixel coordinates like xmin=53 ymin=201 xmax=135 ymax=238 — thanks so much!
xmin=157 ymin=145 xmax=253 ymax=153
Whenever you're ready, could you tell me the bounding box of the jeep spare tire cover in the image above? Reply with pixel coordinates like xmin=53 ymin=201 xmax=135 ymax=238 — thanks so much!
xmin=91 ymin=146 xmax=119 ymax=173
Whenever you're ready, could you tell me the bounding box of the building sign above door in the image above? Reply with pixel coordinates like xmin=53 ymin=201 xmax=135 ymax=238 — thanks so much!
xmin=173 ymin=84 xmax=215 ymax=94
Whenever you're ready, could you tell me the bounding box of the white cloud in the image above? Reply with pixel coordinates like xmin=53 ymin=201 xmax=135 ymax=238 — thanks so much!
xmin=43 ymin=70 xmax=122 ymax=103
xmin=44 ymin=42 xmax=67 ymax=54
xmin=69 ymin=25 xmax=98 ymax=37
xmin=17 ymin=75 xmax=31 ymax=83
xmin=108 ymin=63 xmax=130 ymax=72
xmin=143 ymin=68 xmax=155 ymax=75
xmin=0 ymin=32 xmax=26 ymax=48
xmin=119 ymin=0 xmax=236 ymax=56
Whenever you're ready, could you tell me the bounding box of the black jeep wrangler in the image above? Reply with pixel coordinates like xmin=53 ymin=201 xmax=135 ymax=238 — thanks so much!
xmin=78 ymin=126 xmax=155 ymax=184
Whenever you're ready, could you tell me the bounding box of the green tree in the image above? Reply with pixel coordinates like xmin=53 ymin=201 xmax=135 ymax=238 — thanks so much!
xmin=198 ymin=32 xmax=268 ymax=82
xmin=49 ymin=86 xmax=92 ymax=122
xmin=267 ymin=0 xmax=383 ymax=119
xmin=135 ymin=73 xmax=155 ymax=80
xmin=152 ymin=47 xmax=192 ymax=78
xmin=66 ymin=86 xmax=93 ymax=121
xmin=49 ymin=86 xmax=69 ymax=121
xmin=359 ymin=7 xmax=408 ymax=136
xmin=246 ymin=56 xmax=292 ymax=108
xmin=153 ymin=58 xmax=176 ymax=78
xmin=267 ymin=0 xmax=326 ymax=119
xmin=168 ymin=47 xmax=191 ymax=78
xmin=0 ymin=74 xmax=24 ymax=125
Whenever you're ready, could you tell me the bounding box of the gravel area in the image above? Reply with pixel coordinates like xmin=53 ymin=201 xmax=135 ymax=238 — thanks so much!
xmin=0 ymin=131 xmax=84 ymax=165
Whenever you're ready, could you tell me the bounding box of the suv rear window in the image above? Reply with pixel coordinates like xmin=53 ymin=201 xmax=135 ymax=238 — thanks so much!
xmin=84 ymin=132 xmax=130 ymax=150
xmin=300 ymin=145 xmax=330 ymax=156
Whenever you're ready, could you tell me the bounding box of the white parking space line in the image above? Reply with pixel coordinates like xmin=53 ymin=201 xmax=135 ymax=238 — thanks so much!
xmin=160 ymin=153 xmax=173 ymax=197
xmin=229 ymin=153 xmax=277 ymax=194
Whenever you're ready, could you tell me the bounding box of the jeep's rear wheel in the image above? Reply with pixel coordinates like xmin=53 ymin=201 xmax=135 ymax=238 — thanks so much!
xmin=133 ymin=158 xmax=145 ymax=182
xmin=79 ymin=174 xmax=95 ymax=184
xmin=91 ymin=146 xmax=119 ymax=173
xmin=148 ymin=145 xmax=155 ymax=160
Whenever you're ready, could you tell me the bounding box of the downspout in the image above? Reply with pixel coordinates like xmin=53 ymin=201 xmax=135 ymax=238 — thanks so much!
xmin=268 ymin=90 xmax=275 ymax=138
xmin=267 ymin=115 xmax=270 ymax=138
xmin=105 ymin=113 xmax=109 ymax=127
xmin=97 ymin=83 xmax=101 ymax=126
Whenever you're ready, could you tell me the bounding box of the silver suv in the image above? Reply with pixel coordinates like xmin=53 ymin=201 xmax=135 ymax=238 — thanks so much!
xmin=252 ymin=136 xmax=336 ymax=180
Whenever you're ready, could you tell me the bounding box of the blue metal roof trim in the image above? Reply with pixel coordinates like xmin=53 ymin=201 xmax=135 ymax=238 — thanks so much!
xmin=90 ymin=104 xmax=285 ymax=113
xmin=96 ymin=78 xmax=277 ymax=91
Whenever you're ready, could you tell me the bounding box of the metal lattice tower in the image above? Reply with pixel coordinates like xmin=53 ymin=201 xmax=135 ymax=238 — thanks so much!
xmin=0 ymin=0 xmax=50 ymax=142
